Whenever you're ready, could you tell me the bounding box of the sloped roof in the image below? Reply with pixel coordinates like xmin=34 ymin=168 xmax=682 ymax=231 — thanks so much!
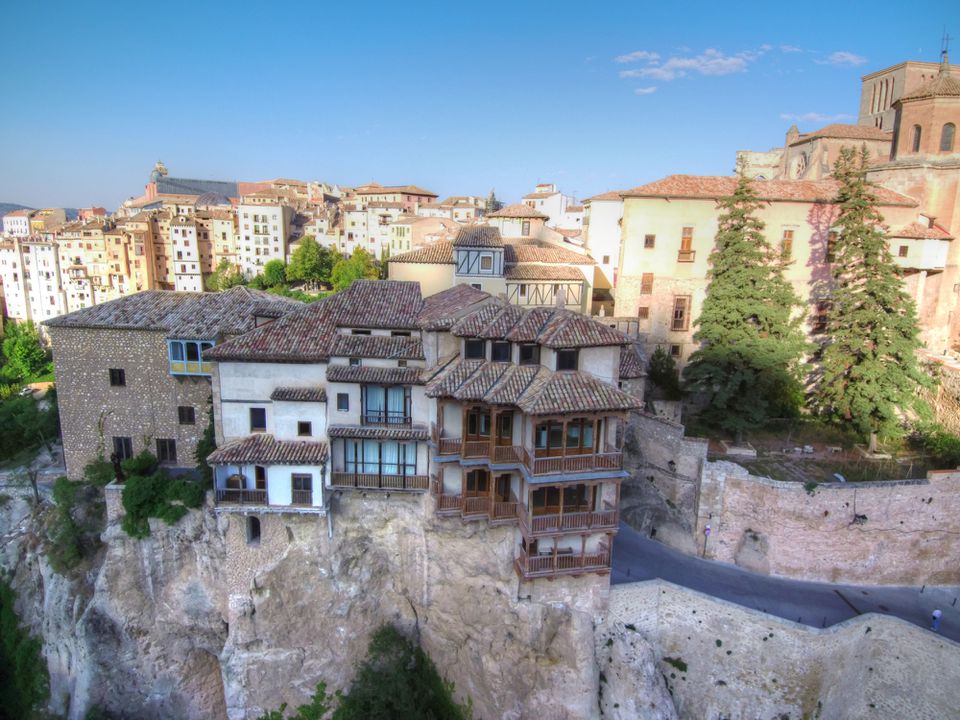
xmin=900 ymin=63 xmax=960 ymax=101
xmin=355 ymin=184 xmax=437 ymax=197
xmin=487 ymin=203 xmax=549 ymax=219
xmin=417 ymin=284 xmax=491 ymax=329
xmin=207 ymin=434 xmax=328 ymax=465
xmin=425 ymin=360 xmax=640 ymax=414
xmin=790 ymin=124 xmax=892 ymax=144
xmin=389 ymin=241 xmax=455 ymax=264
xmin=270 ymin=387 xmax=328 ymax=402
xmin=390 ymin=238 xmax=594 ymax=266
xmin=327 ymin=425 xmax=430 ymax=441
xmin=329 ymin=334 xmax=424 ymax=360
xmin=889 ymin=222 xmax=953 ymax=240
xmin=619 ymin=345 xmax=646 ymax=379
xmin=585 ymin=190 xmax=625 ymax=202
xmin=326 ymin=365 xmax=425 ymax=385
xmin=622 ymin=175 xmax=917 ymax=207
xmin=453 ymin=225 xmax=503 ymax=248
xmin=44 ymin=287 xmax=302 ymax=339
xmin=505 ymin=264 xmax=586 ymax=281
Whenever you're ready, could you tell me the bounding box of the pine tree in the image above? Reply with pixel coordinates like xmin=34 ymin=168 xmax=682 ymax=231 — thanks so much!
xmin=485 ymin=189 xmax=503 ymax=214
xmin=683 ymin=164 xmax=808 ymax=442
xmin=813 ymin=146 xmax=928 ymax=451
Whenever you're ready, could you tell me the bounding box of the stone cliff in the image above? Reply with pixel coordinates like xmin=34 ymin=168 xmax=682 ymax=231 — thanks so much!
xmin=0 ymin=489 xmax=673 ymax=720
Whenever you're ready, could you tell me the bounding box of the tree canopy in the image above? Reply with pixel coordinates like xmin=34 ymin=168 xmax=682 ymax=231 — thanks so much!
xmin=1 ymin=321 xmax=48 ymax=383
xmin=812 ymin=146 xmax=928 ymax=448
xmin=287 ymin=235 xmax=337 ymax=285
xmin=330 ymin=247 xmax=378 ymax=292
xmin=205 ymin=260 xmax=245 ymax=292
xmin=682 ymin=164 xmax=808 ymax=441
xmin=262 ymin=259 xmax=287 ymax=288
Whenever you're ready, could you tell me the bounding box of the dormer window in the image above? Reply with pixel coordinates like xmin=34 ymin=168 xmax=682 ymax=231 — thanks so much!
xmin=519 ymin=343 xmax=540 ymax=366
xmin=556 ymin=349 xmax=579 ymax=371
xmin=464 ymin=339 xmax=486 ymax=360
xmin=491 ymin=341 xmax=511 ymax=362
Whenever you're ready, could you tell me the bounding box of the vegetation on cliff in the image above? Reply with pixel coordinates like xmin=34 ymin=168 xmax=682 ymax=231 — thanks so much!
xmin=257 ymin=625 xmax=472 ymax=720
xmin=0 ymin=578 xmax=49 ymax=720
xmin=120 ymin=451 xmax=205 ymax=538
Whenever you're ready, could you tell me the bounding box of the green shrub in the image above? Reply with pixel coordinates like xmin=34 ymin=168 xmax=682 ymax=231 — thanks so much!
xmin=84 ymin=459 xmax=115 ymax=487
xmin=120 ymin=453 xmax=204 ymax=538
xmin=0 ymin=578 xmax=49 ymax=720
xmin=912 ymin=423 xmax=960 ymax=469
xmin=648 ymin=346 xmax=682 ymax=400
xmin=193 ymin=401 xmax=216 ymax=487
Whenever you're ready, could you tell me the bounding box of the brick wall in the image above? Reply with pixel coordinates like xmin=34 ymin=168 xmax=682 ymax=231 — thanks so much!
xmin=49 ymin=325 xmax=213 ymax=479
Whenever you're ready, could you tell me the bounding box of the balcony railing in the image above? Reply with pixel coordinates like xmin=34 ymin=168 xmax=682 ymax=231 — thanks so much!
xmin=331 ymin=472 xmax=428 ymax=491
xmin=518 ymin=501 xmax=618 ymax=537
xmin=361 ymin=412 xmax=412 ymax=427
xmin=435 ymin=437 xmax=621 ymax=476
xmin=216 ymin=488 xmax=267 ymax=505
xmin=677 ymin=249 xmax=695 ymax=263
xmin=292 ymin=489 xmax=313 ymax=505
xmin=515 ymin=545 xmax=611 ymax=579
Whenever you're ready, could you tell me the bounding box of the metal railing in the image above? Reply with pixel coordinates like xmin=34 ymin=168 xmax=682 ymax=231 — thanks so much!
xmin=361 ymin=412 xmax=411 ymax=427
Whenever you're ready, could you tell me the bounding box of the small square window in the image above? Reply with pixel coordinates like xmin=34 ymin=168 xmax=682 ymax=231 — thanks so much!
xmin=670 ymin=345 xmax=681 ymax=358
xmin=297 ymin=421 xmax=312 ymax=437
xmin=471 ymin=283 xmax=482 ymax=290
xmin=480 ymin=254 xmax=493 ymax=270
xmin=898 ymin=245 xmax=909 ymax=258
xmin=491 ymin=341 xmax=511 ymax=362
xmin=349 ymin=357 xmax=361 ymax=366
xmin=156 ymin=438 xmax=177 ymax=464
xmin=638 ymin=306 xmax=650 ymax=320
xmin=177 ymin=406 xmax=195 ymax=425
xmin=556 ymin=349 xmax=579 ymax=371
xmin=112 ymin=436 xmax=132 ymax=461
xmin=464 ymin=339 xmax=486 ymax=359
xmin=250 ymin=407 xmax=266 ymax=432
xmin=109 ymin=368 xmax=125 ymax=386
xmin=602 ymin=255 xmax=610 ymax=264
xmin=337 ymin=393 xmax=349 ymax=411
xmin=519 ymin=344 xmax=540 ymax=365
xmin=398 ymin=359 xmax=408 ymax=367
xmin=644 ymin=234 xmax=656 ymax=249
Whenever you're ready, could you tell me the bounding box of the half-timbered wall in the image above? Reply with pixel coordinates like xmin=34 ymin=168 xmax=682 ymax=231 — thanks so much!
xmin=506 ymin=281 xmax=583 ymax=309
xmin=454 ymin=247 xmax=503 ymax=277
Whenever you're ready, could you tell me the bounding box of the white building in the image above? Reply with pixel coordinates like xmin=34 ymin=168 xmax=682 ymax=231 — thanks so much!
xmin=522 ymin=183 xmax=576 ymax=227
xmin=170 ymin=215 xmax=204 ymax=291
xmin=237 ymin=202 xmax=294 ymax=278
xmin=582 ymin=190 xmax=625 ymax=314
xmin=3 ymin=209 xmax=34 ymax=237
xmin=0 ymin=238 xmax=67 ymax=323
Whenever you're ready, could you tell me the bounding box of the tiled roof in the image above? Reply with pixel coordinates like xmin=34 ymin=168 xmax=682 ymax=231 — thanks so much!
xmin=585 ymin=190 xmax=624 ymax=202
xmin=453 ymin=225 xmax=503 ymax=248
xmin=523 ymin=191 xmax=555 ymax=199
xmin=619 ymin=345 xmax=646 ymax=379
xmin=900 ymin=65 xmax=960 ymax=101
xmin=621 ymin=175 xmax=917 ymax=207
xmin=270 ymin=387 xmax=328 ymax=402
xmin=327 ymin=425 xmax=429 ymax=441
xmin=426 ymin=360 xmax=640 ymax=414
xmin=504 ymin=241 xmax=594 ymax=265
xmin=566 ymin=204 xmax=584 ymax=213
xmin=388 ymin=241 xmax=455 ymax=264
xmin=44 ymin=287 xmax=302 ymax=339
xmin=329 ymin=334 xmax=424 ymax=360
xmin=326 ymin=364 xmax=425 ymax=385
xmin=207 ymin=434 xmax=329 ymax=465
xmin=505 ymin=264 xmax=586 ymax=281
xmin=790 ymin=124 xmax=892 ymax=144
xmin=355 ymin=184 xmax=438 ymax=197
xmin=889 ymin=222 xmax=953 ymax=240
xmin=417 ymin=285 xmax=492 ymax=330
xmin=487 ymin=203 xmax=549 ymax=219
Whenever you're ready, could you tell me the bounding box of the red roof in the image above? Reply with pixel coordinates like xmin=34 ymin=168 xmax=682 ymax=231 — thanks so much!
xmin=488 ymin=203 xmax=548 ymax=219
xmin=890 ymin=222 xmax=953 ymax=240
xmin=622 ymin=175 xmax=917 ymax=207
xmin=790 ymin=124 xmax=892 ymax=144
xmin=586 ymin=190 xmax=625 ymax=202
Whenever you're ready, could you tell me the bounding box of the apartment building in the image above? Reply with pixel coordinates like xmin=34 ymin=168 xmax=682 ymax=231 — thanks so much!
xmin=44 ymin=287 xmax=303 ymax=478
xmin=3 ymin=209 xmax=34 ymax=237
xmin=388 ymin=216 xmax=458 ymax=255
xmin=352 ymin=183 xmax=438 ymax=211
xmin=486 ymin=204 xmax=548 ymax=238
xmin=522 ymin=183 xmax=575 ymax=225
xmin=237 ymin=200 xmax=294 ymax=278
xmin=582 ymin=190 xmax=626 ymax=314
xmin=203 ymin=280 xmax=642 ymax=580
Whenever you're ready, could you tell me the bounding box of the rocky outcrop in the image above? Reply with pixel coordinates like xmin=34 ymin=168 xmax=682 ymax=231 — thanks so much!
xmin=595 ymin=621 xmax=676 ymax=720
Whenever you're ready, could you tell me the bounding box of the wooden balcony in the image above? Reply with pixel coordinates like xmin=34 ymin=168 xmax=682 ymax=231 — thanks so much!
xmin=515 ymin=545 xmax=611 ymax=579
xmin=431 ymin=479 xmax=519 ymax=525
xmin=216 ymin=488 xmax=267 ymax=505
xmin=518 ymin=501 xmax=618 ymax=538
xmin=677 ymin=249 xmax=696 ymax=263
xmin=331 ymin=472 xmax=429 ymax=491
xmin=529 ymin=448 xmax=623 ymax=476
xmin=435 ymin=437 xmax=620 ymax=476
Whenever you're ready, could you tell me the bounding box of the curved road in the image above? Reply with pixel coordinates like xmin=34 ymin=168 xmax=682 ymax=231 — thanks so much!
xmin=612 ymin=522 xmax=960 ymax=643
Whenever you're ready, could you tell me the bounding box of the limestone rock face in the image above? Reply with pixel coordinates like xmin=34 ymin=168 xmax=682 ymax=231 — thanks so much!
xmin=595 ymin=621 xmax=677 ymax=720
xmin=0 ymin=488 xmax=674 ymax=720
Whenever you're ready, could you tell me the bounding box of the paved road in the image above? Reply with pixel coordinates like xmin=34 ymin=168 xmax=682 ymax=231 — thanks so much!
xmin=612 ymin=522 xmax=960 ymax=643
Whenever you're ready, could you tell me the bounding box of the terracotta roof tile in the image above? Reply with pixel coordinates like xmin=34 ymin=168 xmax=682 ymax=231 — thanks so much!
xmin=270 ymin=387 xmax=328 ymax=402
xmin=452 ymin=362 xmax=512 ymax=401
xmin=619 ymin=345 xmax=646 ymax=379
xmin=326 ymin=364 xmax=424 ymax=385
xmin=505 ymin=264 xmax=586 ymax=281
xmin=476 ymin=304 xmax=525 ymax=339
xmin=355 ymin=184 xmax=438 ymax=197
xmin=485 ymin=365 xmax=544 ymax=405
xmin=516 ymin=370 xmax=641 ymax=415
xmin=900 ymin=64 xmax=960 ymax=101
xmin=207 ymin=434 xmax=329 ymax=465
xmin=451 ymin=302 xmax=507 ymax=337
xmin=537 ymin=310 xmax=631 ymax=348
xmin=327 ymin=425 xmax=429 ymax=441
xmin=417 ymin=285 xmax=490 ymax=330
xmin=388 ymin=241 xmax=455 ymax=264
xmin=585 ymin=190 xmax=624 ymax=202
xmin=329 ymin=334 xmax=424 ymax=360
xmin=622 ymin=175 xmax=917 ymax=207
xmin=890 ymin=221 xmax=953 ymax=240
xmin=505 ymin=307 xmax=555 ymax=342
xmin=504 ymin=241 xmax=594 ymax=265
xmin=791 ymin=124 xmax=892 ymax=144
xmin=487 ymin=203 xmax=548 ymax=219
xmin=425 ymin=359 xmax=485 ymax=397
xmin=452 ymin=226 xmax=503 ymax=248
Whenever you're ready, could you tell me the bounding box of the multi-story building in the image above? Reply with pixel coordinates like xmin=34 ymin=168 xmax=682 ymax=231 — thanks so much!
xmin=169 ymin=215 xmax=205 ymax=291
xmin=485 ymin=203 xmax=549 ymax=238
xmin=582 ymin=190 xmax=627 ymax=315
xmin=237 ymin=199 xmax=294 ymax=278
xmin=388 ymin=216 xmax=458 ymax=255
xmin=204 ymin=280 xmax=643 ymax=580
xmin=3 ymin=209 xmax=34 ymax=237
xmin=388 ymin=226 xmax=596 ymax=310
xmin=28 ymin=208 xmax=67 ymax=234
xmin=352 ymin=183 xmax=438 ymax=211
xmin=44 ymin=287 xmax=303 ymax=478
xmin=859 ymin=58 xmax=957 ymax=130
xmin=522 ymin=183 xmax=576 ymax=226
xmin=0 ymin=240 xmax=30 ymax=320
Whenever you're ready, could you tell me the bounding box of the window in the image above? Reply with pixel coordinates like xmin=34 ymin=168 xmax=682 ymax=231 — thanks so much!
xmin=637 ymin=306 xmax=650 ymax=320
xmin=177 ymin=406 xmax=195 ymax=425
xmin=912 ymin=125 xmax=922 ymax=153
xmin=391 ymin=331 xmax=411 ymax=337
xmin=250 ymin=407 xmax=267 ymax=432
xmin=826 ymin=231 xmax=838 ymax=263
xmin=337 ymin=393 xmax=349 ymax=411
xmin=109 ymin=368 xmax=125 ymax=386
xmin=480 ymin=254 xmax=493 ymax=270
xmin=678 ymin=227 xmax=694 ymax=261
xmin=464 ymin=339 xmax=486 ymax=359
xmin=812 ymin=301 xmax=830 ymax=334
xmin=671 ymin=296 xmax=691 ymax=332
xmin=602 ymin=255 xmax=610 ymax=264
xmin=491 ymin=341 xmax=511 ymax=362
xmin=344 ymin=440 xmax=416 ymax=476
xmin=898 ymin=245 xmax=909 ymax=258
xmin=521 ymin=220 xmax=530 ymax=236
xmin=362 ymin=385 xmax=411 ymax=425
xmin=644 ymin=234 xmax=656 ymax=249
xmin=246 ymin=516 xmax=261 ymax=545
xmin=156 ymin=438 xmax=177 ymax=464
xmin=640 ymin=273 xmax=654 ymax=295
xmin=397 ymin=359 xmax=407 ymax=367
xmin=518 ymin=284 xmax=527 ymax=298
xmin=519 ymin=343 xmax=540 ymax=365
xmin=292 ymin=473 xmax=313 ymax=504
xmin=941 ymin=123 xmax=956 ymax=152
xmin=112 ymin=436 xmax=133 ymax=461
xmin=349 ymin=357 xmax=361 ymax=366
xmin=168 ymin=339 xmax=214 ymax=376
xmin=669 ymin=345 xmax=681 ymax=358
xmin=471 ymin=283 xmax=482 ymax=290
xmin=298 ymin=421 xmax=312 ymax=437
xmin=352 ymin=329 xmax=371 ymax=335
xmin=556 ymin=349 xmax=579 ymax=371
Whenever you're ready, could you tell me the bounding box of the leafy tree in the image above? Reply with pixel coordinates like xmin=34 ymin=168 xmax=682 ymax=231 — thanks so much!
xmin=683 ymin=164 xmax=808 ymax=442
xmin=330 ymin=247 xmax=378 ymax=292
xmin=813 ymin=146 xmax=929 ymax=451
xmin=0 ymin=578 xmax=49 ymax=720
xmin=648 ymin=346 xmax=682 ymax=400
xmin=0 ymin=392 xmax=59 ymax=463
xmin=255 ymin=683 xmax=333 ymax=720
xmin=287 ymin=235 xmax=337 ymax=285
xmin=263 ymin=259 xmax=287 ymax=288
xmin=1 ymin=321 xmax=48 ymax=383
xmin=485 ymin=189 xmax=503 ymax=214
xmin=120 ymin=451 xmax=205 ymax=538
xmin=205 ymin=260 xmax=245 ymax=292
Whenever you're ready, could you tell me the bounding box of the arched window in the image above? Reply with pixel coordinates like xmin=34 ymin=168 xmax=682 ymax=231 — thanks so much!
xmin=941 ymin=123 xmax=956 ymax=152
xmin=246 ymin=516 xmax=261 ymax=545
xmin=912 ymin=125 xmax=922 ymax=153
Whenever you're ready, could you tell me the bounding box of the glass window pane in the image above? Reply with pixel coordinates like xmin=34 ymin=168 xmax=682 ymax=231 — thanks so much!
xmin=186 ymin=342 xmax=200 ymax=361
xmin=170 ymin=342 xmax=184 ymax=361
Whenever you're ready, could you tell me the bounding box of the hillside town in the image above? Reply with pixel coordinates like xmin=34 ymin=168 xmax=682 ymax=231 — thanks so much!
xmin=1 ymin=44 xmax=960 ymax=720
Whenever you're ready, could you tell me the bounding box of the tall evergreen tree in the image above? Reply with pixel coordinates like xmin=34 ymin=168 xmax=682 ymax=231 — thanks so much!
xmin=683 ymin=164 xmax=808 ymax=442
xmin=485 ymin=189 xmax=503 ymax=214
xmin=813 ymin=146 xmax=928 ymax=451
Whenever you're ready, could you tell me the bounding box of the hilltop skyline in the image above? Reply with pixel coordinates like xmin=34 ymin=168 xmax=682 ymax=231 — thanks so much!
xmin=0 ymin=0 xmax=953 ymax=209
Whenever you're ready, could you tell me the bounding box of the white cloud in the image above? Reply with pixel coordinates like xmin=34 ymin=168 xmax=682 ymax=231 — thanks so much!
xmin=779 ymin=111 xmax=855 ymax=123
xmin=633 ymin=86 xmax=658 ymax=95
xmin=780 ymin=44 xmax=804 ymax=53
xmin=615 ymin=50 xmax=660 ymax=64
xmin=618 ymin=47 xmax=768 ymax=81
xmin=816 ymin=51 xmax=867 ymax=66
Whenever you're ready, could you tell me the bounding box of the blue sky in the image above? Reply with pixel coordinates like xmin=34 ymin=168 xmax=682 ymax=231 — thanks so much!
xmin=0 ymin=0 xmax=954 ymax=209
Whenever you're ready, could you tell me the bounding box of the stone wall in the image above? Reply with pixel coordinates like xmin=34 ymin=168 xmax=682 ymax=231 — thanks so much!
xmin=696 ymin=461 xmax=960 ymax=585
xmin=603 ymin=580 xmax=960 ymax=720
xmin=49 ymin=325 xmax=212 ymax=479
